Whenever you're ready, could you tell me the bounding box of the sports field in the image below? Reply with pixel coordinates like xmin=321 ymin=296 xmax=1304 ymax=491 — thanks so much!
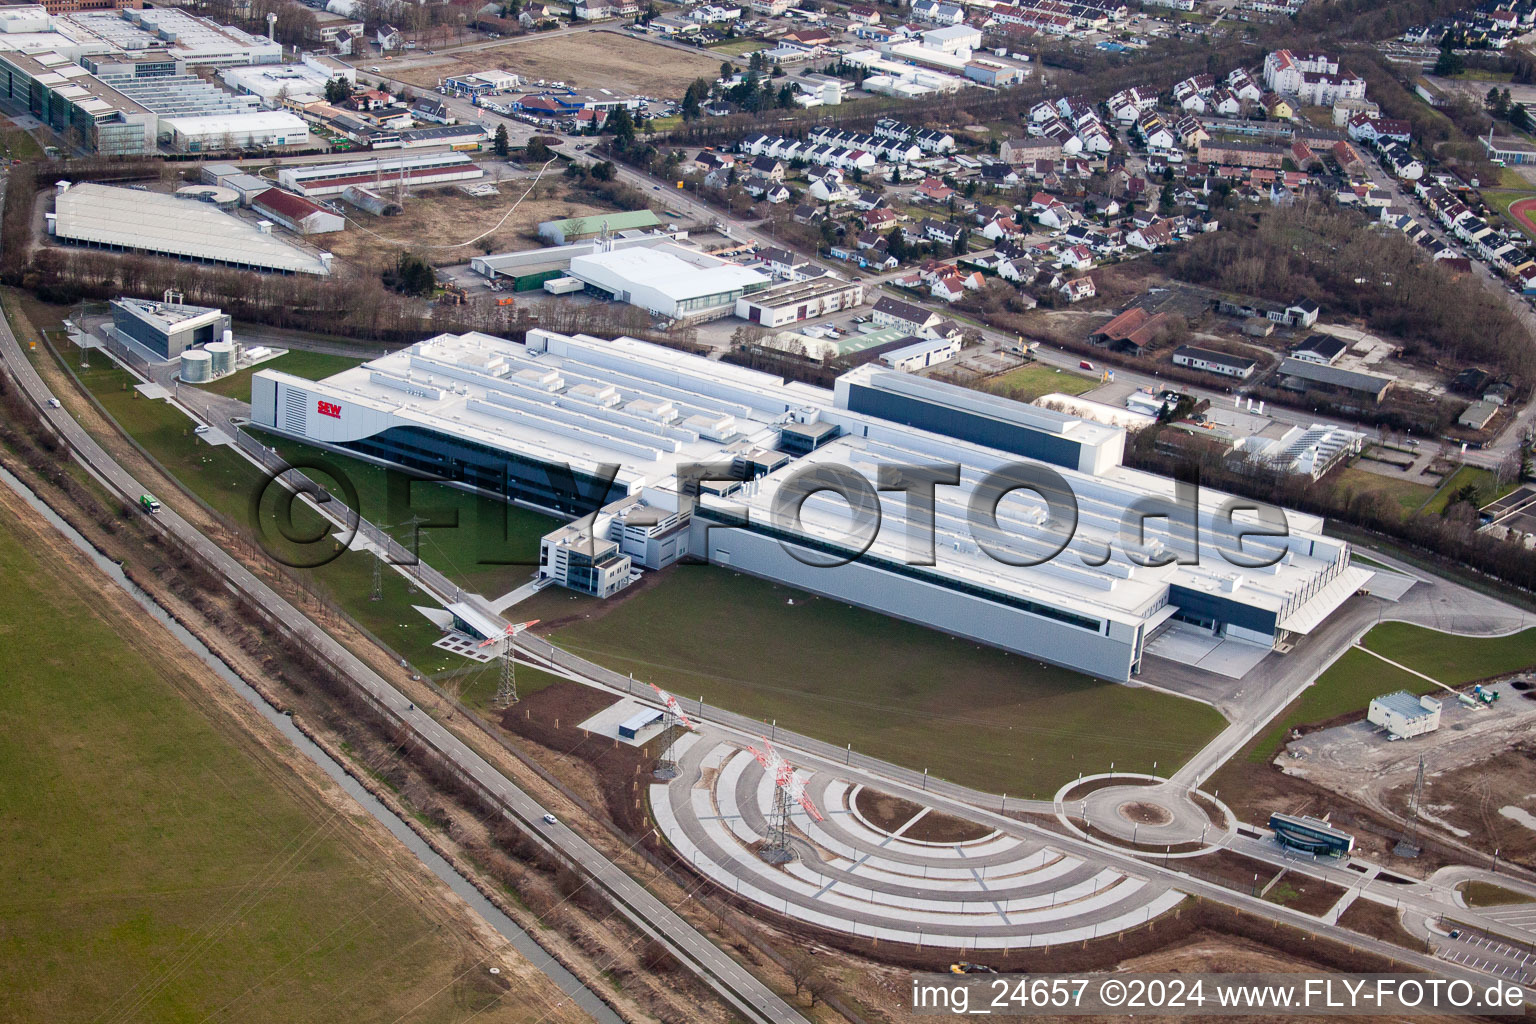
xmin=1490 ymin=190 xmax=1536 ymax=241
xmin=553 ymin=566 xmax=1227 ymax=798
xmin=0 ymin=512 xmax=566 ymax=1024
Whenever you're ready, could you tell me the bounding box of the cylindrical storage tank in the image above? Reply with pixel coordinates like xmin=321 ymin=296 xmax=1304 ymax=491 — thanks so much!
xmin=180 ymin=348 xmax=212 ymax=383
xmin=206 ymin=340 xmax=233 ymax=376
xmin=221 ymin=328 xmax=233 ymax=346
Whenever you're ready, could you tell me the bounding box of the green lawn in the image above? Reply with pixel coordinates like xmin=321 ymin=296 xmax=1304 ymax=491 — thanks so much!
xmin=1247 ymin=646 xmax=1431 ymax=762
xmin=1247 ymin=621 xmax=1536 ymax=762
xmin=66 ymin=359 xmax=483 ymax=673
xmin=0 ymin=124 xmax=42 ymax=161
xmin=708 ymin=38 xmax=765 ymax=55
xmin=1334 ymin=467 xmax=1437 ymax=518
xmin=1459 ymin=881 xmax=1536 ymax=907
xmin=0 ymin=516 xmax=529 ymax=1024
xmin=984 ymin=363 xmax=1099 ymax=402
xmin=74 ymin=358 xmax=270 ymax=518
xmin=553 ymin=566 xmax=1227 ymax=798
xmin=251 ymin=433 xmax=560 ymax=598
xmin=197 ymin=349 xmax=363 ymax=399
xmin=1360 ymin=622 xmax=1536 ymax=685
xmin=1421 ymin=465 xmax=1512 ymax=516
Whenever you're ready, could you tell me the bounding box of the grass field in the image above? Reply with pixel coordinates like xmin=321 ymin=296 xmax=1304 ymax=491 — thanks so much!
xmin=984 ymin=363 xmax=1099 ymax=402
xmin=1420 ymin=465 xmax=1511 ymax=516
xmin=253 ymin=433 xmax=560 ymax=598
xmin=0 ymin=121 xmax=43 ymax=161
xmin=64 ymin=358 xmax=485 ymax=673
xmin=553 ymin=566 xmax=1226 ymax=797
xmin=0 ymin=515 xmax=541 ymax=1024
xmin=1359 ymin=622 xmax=1536 ymax=684
xmin=708 ymin=38 xmax=765 ymax=55
xmin=1459 ymin=881 xmax=1536 ymax=907
xmin=1334 ymin=466 xmax=1436 ymax=518
xmin=1246 ymin=622 xmax=1536 ymax=762
xmin=1246 ymin=647 xmax=1430 ymax=762
xmin=197 ymin=349 xmax=362 ymax=399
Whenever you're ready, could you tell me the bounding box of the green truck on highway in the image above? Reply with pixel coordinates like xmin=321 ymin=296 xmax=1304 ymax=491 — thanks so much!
xmin=139 ymin=494 xmax=161 ymax=514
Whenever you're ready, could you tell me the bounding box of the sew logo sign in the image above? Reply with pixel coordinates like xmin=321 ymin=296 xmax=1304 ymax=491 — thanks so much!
xmin=317 ymin=400 xmax=342 ymax=419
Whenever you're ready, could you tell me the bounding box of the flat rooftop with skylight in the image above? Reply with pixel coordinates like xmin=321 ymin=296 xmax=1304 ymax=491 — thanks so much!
xmin=250 ymin=329 xmax=1370 ymax=682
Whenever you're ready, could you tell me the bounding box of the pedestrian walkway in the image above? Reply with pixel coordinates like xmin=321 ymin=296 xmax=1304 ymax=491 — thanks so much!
xmin=489 ymin=574 xmax=551 ymax=613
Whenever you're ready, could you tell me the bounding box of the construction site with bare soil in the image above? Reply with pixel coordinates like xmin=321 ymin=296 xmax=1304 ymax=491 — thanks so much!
xmin=390 ymin=30 xmax=726 ymax=98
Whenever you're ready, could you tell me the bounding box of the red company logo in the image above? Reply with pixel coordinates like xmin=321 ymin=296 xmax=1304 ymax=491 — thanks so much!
xmin=317 ymin=400 xmax=341 ymax=419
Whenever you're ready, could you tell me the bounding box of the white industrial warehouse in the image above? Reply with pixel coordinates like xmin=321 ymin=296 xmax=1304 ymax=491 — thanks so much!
xmin=48 ymin=183 xmax=333 ymax=275
xmin=251 ymin=330 xmax=1372 ymax=682
xmin=568 ymin=242 xmax=773 ymax=321
xmin=277 ymin=152 xmax=484 ymax=197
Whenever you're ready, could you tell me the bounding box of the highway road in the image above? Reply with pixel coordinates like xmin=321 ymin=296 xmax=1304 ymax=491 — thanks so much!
xmin=0 ymin=307 xmax=815 ymax=1024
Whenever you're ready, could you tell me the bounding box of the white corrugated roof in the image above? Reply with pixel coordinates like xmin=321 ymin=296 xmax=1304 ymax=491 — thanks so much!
xmin=161 ymin=110 xmax=309 ymax=136
xmin=53 ymin=183 xmax=330 ymax=276
xmin=570 ymin=246 xmax=768 ymax=303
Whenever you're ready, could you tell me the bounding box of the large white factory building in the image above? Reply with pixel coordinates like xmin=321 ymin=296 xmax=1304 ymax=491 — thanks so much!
xmin=251 ymin=330 xmax=1370 ymax=682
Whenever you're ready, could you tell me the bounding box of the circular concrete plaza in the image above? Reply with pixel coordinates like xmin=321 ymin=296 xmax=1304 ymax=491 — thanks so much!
xmin=653 ymin=734 xmax=1186 ymax=949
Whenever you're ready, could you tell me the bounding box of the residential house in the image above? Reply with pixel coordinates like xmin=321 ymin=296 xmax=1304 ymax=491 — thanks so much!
xmin=1126 ymin=219 xmax=1175 ymax=250
xmin=1059 ymin=277 xmax=1096 ymax=302
xmin=871 ymin=295 xmax=943 ymax=335
xmin=916 ymin=177 xmax=957 ymax=203
xmin=1058 ymin=244 xmax=1094 ymax=270
xmin=750 ymin=156 xmax=786 ymax=181
xmin=1260 ymin=93 xmax=1294 ymax=120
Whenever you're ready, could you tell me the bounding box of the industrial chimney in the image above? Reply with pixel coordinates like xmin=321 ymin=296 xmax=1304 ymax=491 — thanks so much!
xmin=266 ymin=12 xmax=277 ymax=42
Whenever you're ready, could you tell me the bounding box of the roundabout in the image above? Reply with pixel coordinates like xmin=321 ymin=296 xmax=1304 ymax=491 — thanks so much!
xmin=1054 ymin=774 xmax=1236 ymax=856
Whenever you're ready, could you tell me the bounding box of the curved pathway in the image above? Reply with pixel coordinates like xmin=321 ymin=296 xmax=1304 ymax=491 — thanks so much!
xmin=654 ymin=733 xmax=1185 ymax=949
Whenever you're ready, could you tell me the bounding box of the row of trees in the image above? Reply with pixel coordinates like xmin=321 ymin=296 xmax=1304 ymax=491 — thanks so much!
xmin=1169 ymin=199 xmax=1535 ymax=378
xmin=1126 ymin=427 xmax=1536 ymax=595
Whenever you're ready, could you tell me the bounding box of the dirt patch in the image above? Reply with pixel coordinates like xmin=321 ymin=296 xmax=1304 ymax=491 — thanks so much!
xmin=497 ymin=681 xmax=654 ymax=835
xmin=392 ymin=30 xmax=724 ymax=98
xmin=1182 ymin=847 xmax=1284 ymax=895
xmin=1262 ymin=872 xmax=1346 ymax=916
xmin=1338 ymin=898 xmax=1425 ymax=952
xmin=1383 ymin=742 xmax=1536 ymax=871
xmin=1059 ymin=776 xmax=1158 ymax=802
xmin=1207 ymin=759 xmax=1460 ymax=878
xmin=901 ymin=808 xmax=994 ymax=844
xmin=1191 ymin=790 xmax=1229 ymax=829
xmin=1119 ymin=801 xmax=1174 ymax=826
xmin=852 ymin=787 xmax=925 ymax=832
xmin=322 ymin=183 xmax=616 ymax=271
xmin=850 ymin=786 xmax=993 ymax=843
